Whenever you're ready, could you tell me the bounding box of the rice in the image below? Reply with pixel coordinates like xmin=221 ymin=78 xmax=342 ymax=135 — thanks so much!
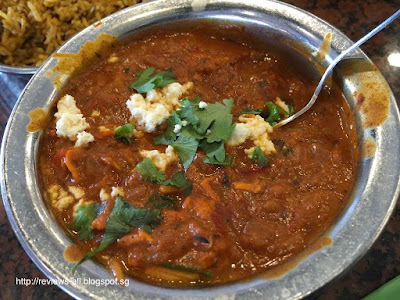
xmin=0 ymin=0 xmax=141 ymax=67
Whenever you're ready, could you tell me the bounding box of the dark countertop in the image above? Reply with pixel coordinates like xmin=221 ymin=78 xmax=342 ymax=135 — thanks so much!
xmin=0 ymin=1 xmax=399 ymax=299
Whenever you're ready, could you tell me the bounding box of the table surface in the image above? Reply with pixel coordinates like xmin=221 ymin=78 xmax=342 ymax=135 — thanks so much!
xmin=0 ymin=0 xmax=399 ymax=299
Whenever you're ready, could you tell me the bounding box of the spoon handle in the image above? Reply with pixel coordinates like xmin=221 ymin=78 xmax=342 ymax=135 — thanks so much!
xmin=276 ymin=9 xmax=400 ymax=128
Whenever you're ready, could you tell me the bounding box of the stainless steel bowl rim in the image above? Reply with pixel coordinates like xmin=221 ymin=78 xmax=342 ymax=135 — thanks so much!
xmin=2 ymin=0 xmax=400 ymax=299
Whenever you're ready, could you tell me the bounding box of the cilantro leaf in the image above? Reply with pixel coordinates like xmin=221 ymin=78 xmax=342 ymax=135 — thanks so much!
xmin=177 ymin=98 xmax=200 ymax=126
xmin=161 ymin=263 xmax=213 ymax=278
xmin=171 ymin=134 xmax=199 ymax=171
xmin=208 ymin=122 xmax=236 ymax=143
xmin=136 ymin=158 xmax=166 ymax=184
xmin=73 ymin=196 xmax=162 ymax=273
xmin=180 ymin=126 xmax=205 ymax=140
xmin=136 ymin=159 xmax=192 ymax=194
xmin=153 ymin=111 xmax=181 ymax=145
xmin=238 ymin=101 xmax=292 ymax=126
xmin=199 ymin=140 xmax=226 ymax=162
xmin=130 ymin=67 xmax=176 ymax=93
xmin=163 ymin=171 xmax=193 ymax=196
xmin=248 ymin=145 xmax=269 ymax=167
xmin=199 ymin=136 xmax=234 ymax=167
xmin=203 ymin=155 xmax=233 ymax=166
xmin=114 ymin=124 xmax=135 ymax=145
xmin=153 ymin=97 xmax=237 ymax=170
xmin=74 ymin=203 xmax=101 ymax=240
xmin=194 ymin=98 xmax=235 ymax=143
xmin=238 ymin=107 xmax=264 ymax=115
xmin=146 ymin=193 xmax=178 ymax=210
xmin=264 ymin=101 xmax=289 ymax=125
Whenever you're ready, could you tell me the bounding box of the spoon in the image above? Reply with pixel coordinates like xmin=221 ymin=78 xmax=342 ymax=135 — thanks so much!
xmin=275 ymin=9 xmax=400 ymax=128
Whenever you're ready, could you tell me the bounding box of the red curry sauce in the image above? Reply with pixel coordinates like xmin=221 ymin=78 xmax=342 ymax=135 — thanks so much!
xmin=39 ymin=26 xmax=358 ymax=286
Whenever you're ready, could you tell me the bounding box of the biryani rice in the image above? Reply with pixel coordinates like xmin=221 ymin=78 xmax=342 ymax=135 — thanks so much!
xmin=0 ymin=0 xmax=141 ymax=67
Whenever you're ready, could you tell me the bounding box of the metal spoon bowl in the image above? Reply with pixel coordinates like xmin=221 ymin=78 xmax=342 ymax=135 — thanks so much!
xmin=276 ymin=9 xmax=400 ymax=128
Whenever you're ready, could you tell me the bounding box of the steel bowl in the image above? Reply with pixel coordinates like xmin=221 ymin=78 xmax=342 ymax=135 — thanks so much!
xmin=2 ymin=0 xmax=400 ymax=299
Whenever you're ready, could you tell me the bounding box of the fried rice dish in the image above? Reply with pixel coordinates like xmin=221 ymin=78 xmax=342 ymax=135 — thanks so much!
xmin=0 ymin=0 xmax=141 ymax=67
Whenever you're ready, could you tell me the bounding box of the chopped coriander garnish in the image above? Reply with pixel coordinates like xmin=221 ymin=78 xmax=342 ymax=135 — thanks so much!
xmin=136 ymin=158 xmax=192 ymax=195
xmin=171 ymin=134 xmax=199 ymax=172
xmin=74 ymin=203 xmax=102 ymax=240
xmin=238 ymin=100 xmax=293 ymax=126
xmin=153 ymin=111 xmax=182 ymax=145
xmin=163 ymin=171 xmax=193 ymax=196
xmin=248 ymin=145 xmax=269 ymax=167
xmin=199 ymin=140 xmax=233 ymax=166
xmin=146 ymin=193 xmax=177 ymax=210
xmin=178 ymin=98 xmax=200 ymax=126
xmin=114 ymin=124 xmax=135 ymax=145
xmin=194 ymin=98 xmax=236 ymax=143
xmin=161 ymin=263 xmax=212 ymax=278
xmin=154 ymin=97 xmax=236 ymax=169
xmin=73 ymin=196 xmax=162 ymax=273
xmin=264 ymin=101 xmax=288 ymax=126
xmin=238 ymin=107 xmax=264 ymax=116
xmin=203 ymin=154 xmax=233 ymax=166
xmin=136 ymin=158 xmax=166 ymax=184
xmin=130 ymin=67 xmax=176 ymax=93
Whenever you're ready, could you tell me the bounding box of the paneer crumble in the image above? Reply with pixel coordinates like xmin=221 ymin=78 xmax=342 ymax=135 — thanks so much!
xmin=37 ymin=25 xmax=357 ymax=287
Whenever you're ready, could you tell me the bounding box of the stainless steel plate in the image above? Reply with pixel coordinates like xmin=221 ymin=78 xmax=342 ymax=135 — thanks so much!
xmin=2 ymin=0 xmax=400 ymax=299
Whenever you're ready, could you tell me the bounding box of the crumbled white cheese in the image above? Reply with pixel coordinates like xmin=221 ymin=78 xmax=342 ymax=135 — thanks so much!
xmin=47 ymin=184 xmax=85 ymax=211
xmin=198 ymin=101 xmax=208 ymax=109
xmin=227 ymin=114 xmax=276 ymax=155
xmin=245 ymin=133 xmax=276 ymax=156
xmin=182 ymin=120 xmax=188 ymax=127
xmin=55 ymin=113 xmax=89 ymax=140
xmin=68 ymin=186 xmax=85 ymax=199
xmin=173 ymin=124 xmax=182 ymax=133
xmin=126 ymin=93 xmax=171 ymax=133
xmin=99 ymin=188 xmax=110 ymax=202
xmin=99 ymin=187 xmax=125 ymax=201
xmin=54 ymin=94 xmax=81 ymax=117
xmin=126 ymin=82 xmax=193 ymax=132
xmin=54 ymin=94 xmax=94 ymax=147
xmin=139 ymin=145 xmax=178 ymax=171
xmin=111 ymin=186 xmax=125 ymax=198
xmin=75 ymin=131 xmax=95 ymax=147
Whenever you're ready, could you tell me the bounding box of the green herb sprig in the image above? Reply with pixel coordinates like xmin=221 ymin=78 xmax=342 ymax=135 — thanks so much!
xmin=74 ymin=203 xmax=103 ymax=240
xmin=239 ymin=101 xmax=293 ymax=126
xmin=130 ymin=67 xmax=176 ymax=93
xmin=248 ymin=145 xmax=269 ymax=167
xmin=136 ymin=158 xmax=192 ymax=195
xmin=114 ymin=124 xmax=135 ymax=145
xmin=72 ymin=196 xmax=162 ymax=273
xmin=154 ymin=97 xmax=236 ymax=170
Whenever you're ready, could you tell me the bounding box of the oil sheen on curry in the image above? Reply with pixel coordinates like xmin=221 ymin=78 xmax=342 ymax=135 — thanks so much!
xmin=38 ymin=25 xmax=358 ymax=286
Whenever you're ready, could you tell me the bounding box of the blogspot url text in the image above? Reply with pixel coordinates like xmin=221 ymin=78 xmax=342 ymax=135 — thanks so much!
xmin=15 ymin=277 xmax=129 ymax=287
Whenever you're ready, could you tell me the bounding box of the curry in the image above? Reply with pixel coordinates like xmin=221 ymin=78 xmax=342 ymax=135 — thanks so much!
xmin=38 ymin=25 xmax=358 ymax=286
